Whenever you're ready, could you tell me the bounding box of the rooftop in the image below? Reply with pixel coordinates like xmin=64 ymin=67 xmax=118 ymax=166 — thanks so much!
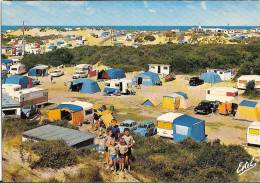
xmin=22 ymin=125 xmax=95 ymax=147
xmin=2 ymin=92 xmax=20 ymax=108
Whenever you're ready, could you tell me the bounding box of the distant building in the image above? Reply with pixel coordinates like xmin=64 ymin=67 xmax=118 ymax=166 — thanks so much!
xmin=148 ymin=64 xmax=172 ymax=76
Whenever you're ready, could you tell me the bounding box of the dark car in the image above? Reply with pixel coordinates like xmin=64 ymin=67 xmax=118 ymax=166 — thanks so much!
xmin=194 ymin=101 xmax=219 ymax=115
xmin=189 ymin=77 xmax=204 ymax=86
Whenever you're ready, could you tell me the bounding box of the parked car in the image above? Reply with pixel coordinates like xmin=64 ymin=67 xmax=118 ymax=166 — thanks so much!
xmin=72 ymin=71 xmax=88 ymax=79
xmin=49 ymin=69 xmax=64 ymax=77
xmin=189 ymin=77 xmax=204 ymax=86
xmin=133 ymin=121 xmax=157 ymax=136
xmin=32 ymin=78 xmax=40 ymax=86
xmin=194 ymin=100 xmax=219 ymax=115
xmin=118 ymin=119 xmax=138 ymax=133
xmin=21 ymin=105 xmax=40 ymax=119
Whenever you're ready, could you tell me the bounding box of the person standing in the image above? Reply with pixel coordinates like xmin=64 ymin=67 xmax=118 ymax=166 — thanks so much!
xmin=122 ymin=128 xmax=135 ymax=171
xmin=110 ymin=119 xmax=120 ymax=141
xmin=50 ymin=75 xmax=53 ymax=83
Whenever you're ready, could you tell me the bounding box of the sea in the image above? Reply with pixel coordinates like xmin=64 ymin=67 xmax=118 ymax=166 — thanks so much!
xmin=2 ymin=25 xmax=260 ymax=32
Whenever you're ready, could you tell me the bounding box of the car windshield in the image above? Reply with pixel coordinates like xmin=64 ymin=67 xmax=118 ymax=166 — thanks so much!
xmin=139 ymin=124 xmax=148 ymax=128
xmin=121 ymin=123 xmax=132 ymax=127
xmin=199 ymin=102 xmax=210 ymax=107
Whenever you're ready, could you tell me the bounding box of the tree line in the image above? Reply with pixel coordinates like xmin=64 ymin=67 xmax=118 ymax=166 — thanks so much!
xmin=21 ymin=41 xmax=260 ymax=76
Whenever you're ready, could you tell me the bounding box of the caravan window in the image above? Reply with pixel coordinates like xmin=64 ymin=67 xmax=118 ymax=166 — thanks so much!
xmin=151 ymin=66 xmax=155 ymax=69
xmin=163 ymin=66 xmax=168 ymax=70
xmin=11 ymin=68 xmax=17 ymax=71
xmin=85 ymin=109 xmax=93 ymax=116
xmin=115 ymin=83 xmax=120 ymax=87
xmin=3 ymin=109 xmax=17 ymax=116
xmin=207 ymin=90 xmax=210 ymax=94
xmin=249 ymin=128 xmax=259 ymax=135
xmin=176 ymin=125 xmax=189 ymax=136
xmin=105 ymin=83 xmax=110 ymax=87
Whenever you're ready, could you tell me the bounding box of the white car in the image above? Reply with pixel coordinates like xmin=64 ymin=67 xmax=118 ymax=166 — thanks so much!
xmin=72 ymin=71 xmax=88 ymax=79
xmin=49 ymin=69 xmax=64 ymax=77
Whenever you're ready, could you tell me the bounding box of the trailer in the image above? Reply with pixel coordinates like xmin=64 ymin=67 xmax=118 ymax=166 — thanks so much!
xmin=9 ymin=64 xmax=27 ymax=75
xmin=9 ymin=87 xmax=48 ymax=107
xmin=237 ymin=75 xmax=260 ymax=90
xmin=206 ymin=87 xmax=238 ymax=103
xmin=104 ymin=79 xmax=134 ymax=95
xmin=247 ymin=122 xmax=260 ymax=146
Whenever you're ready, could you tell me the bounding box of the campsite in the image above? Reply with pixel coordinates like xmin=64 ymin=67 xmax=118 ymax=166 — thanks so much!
xmin=2 ymin=62 xmax=260 ymax=182
xmin=2 ymin=1 xmax=260 ymax=180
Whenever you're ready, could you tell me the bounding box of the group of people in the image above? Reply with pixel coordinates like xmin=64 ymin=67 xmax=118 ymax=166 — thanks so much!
xmin=103 ymin=119 xmax=135 ymax=172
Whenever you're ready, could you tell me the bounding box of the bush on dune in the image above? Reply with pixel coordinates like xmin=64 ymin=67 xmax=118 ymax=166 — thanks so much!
xmin=132 ymin=136 xmax=252 ymax=182
xmin=21 ymin=41 xmax=260 ymax=75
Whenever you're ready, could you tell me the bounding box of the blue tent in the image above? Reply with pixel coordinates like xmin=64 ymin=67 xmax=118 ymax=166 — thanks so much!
xmin=143 ymin=99 xmax=154 ymax=107
xmin=135 ymin=71 xmax=161 ymax=86
xmin=28 ymin=65 xmax=48 ymax=77
xmin=71 ymin=78 xmax=100 ymax=94
xmin=103 ymin=87 xmax=120 ymax=95
xmin=200 ymin=72 xmax=222 ymax=83
xmin=54 ymin=104 xmax=83 ymax=112
xmin=2 ymin=59 xmax=13 ymax=70
xmin=175 ymin=92 xmax=188 ymax=99
xmin=5 ymin=75 xmax=29 ymax=88
xmin=173 ymin=114 xmax=205 ymax=143
xmin=106 ymin=69 xmax=126 ymax=79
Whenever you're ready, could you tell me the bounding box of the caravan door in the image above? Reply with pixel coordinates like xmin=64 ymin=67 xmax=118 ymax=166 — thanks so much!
xmin=137 ymin=77 xmax=143 ymax=85
xmin=119 ymin=82 xmax=123 ymax=92
xmin=158 ymin=66 xmax=161 ymax=74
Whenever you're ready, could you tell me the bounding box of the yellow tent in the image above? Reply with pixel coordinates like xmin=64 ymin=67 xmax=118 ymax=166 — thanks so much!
xmin=48 ymin=105 xmax=84 ymax=126
xmin=162 ymin=92 xmax=191 ymax=110
xmin=235 ymin=100 xmax=260 ymax=121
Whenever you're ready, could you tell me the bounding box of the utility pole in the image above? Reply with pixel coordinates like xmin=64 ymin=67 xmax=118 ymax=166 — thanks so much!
xmin=22 ymin=21 xmax=25 ymax=56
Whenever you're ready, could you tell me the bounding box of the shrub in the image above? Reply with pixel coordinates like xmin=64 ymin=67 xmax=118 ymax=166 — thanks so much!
xmin=23 ymin=140 xmax=78 ymax=169
xmin=132 ymin=137 xmax=252 ymax=182
xmin=144 ymin=35 xmax=156 ymax=42
xmin=243 ymin=80 xmax=260 ymax=99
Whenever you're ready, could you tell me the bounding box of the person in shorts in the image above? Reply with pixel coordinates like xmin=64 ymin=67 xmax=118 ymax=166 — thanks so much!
xmin=122 ymin=128 xmax=135 ymax=171
xmin=108 ymin=139 xmax=117 ymax=171
xmin=116 ymin=138 xmax=128 ymax=171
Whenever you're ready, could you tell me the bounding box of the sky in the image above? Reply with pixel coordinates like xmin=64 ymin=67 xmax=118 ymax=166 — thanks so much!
xmin=2 ymin=1 xmax=260 ymax=26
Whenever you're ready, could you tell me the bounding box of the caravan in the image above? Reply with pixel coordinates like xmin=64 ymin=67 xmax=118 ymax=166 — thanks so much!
xmin=8 ymin=87 xmax=48 ymax=107
xmin=206 ymin=87 xmax=238 ymax=103
xmin=72 ymin=64 xmax=92 ymax=79
xmin=237 ymin=75 xmax=260 ymax=90
xmin=157 ymin=113 xmax=183 ymax=138
xmin=10 ymin=64 xmax=27 ymax=75
xmin=247 ymin=122 xmax=260 ymax=146
xmin=104 ymin=79 xmax=134 ymax=95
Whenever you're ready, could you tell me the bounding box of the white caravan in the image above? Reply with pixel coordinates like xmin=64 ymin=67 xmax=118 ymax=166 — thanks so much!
xmin=10 ymin=64 xmax=27 ymax=75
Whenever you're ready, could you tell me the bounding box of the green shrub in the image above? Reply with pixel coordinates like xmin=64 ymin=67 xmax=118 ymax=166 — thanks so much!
xmin=23 ymin=140 xmax=78 ymax=169
xmin=144 ymin=35 xmax=156 ymax=42
xmin=132 ymin=136 xmax=252 ymax=182
xmin=243 ymin=80 xmax=260 ymax=99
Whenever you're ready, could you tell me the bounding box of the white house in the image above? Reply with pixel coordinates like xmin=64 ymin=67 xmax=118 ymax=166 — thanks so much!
xmin=247 ymin=122 xmax=260 ymax=146
xmin=206 ymin=87 xmax=239 ymax=103
xmin=207 ymin=69 xmax=234 ymax=81
xmin=148 ymin=64 xmax=172 ymax=76
xmin=237 ymin=75 xmax=260 ymax=90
